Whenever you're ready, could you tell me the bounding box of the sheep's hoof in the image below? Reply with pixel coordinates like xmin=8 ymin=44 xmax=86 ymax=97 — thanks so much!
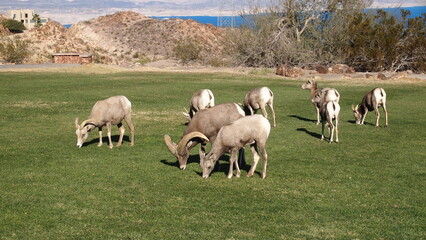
xmin=261 ymin=173 xmax=266 ymax=179
xmin=247 ymin=172 xmax=253 ymax=177
xmin=97 ymin=143 xmax=103 ymax=147
xmin=236 ymin=172 xmax=241 ymax=178
xmin=129 ymin=143 xmax=134 ymax=146
xmin=227 ymin=175 xmax=233 ymax=179
xmin=109 ymin=145 xmax=113 ymax=149
xmin=116 ymin=143 xmax=122 ymax=147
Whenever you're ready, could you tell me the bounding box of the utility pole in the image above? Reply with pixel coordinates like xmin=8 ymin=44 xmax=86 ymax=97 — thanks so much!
xmin=218 ymin=0 xmax=235 ymax=28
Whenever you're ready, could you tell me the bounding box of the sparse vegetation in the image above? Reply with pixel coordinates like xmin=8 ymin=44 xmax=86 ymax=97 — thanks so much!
xmin=0 ymin=38 xmax=31 ymax=63
xmin=173 ymin=38 xmax=202 ymax=65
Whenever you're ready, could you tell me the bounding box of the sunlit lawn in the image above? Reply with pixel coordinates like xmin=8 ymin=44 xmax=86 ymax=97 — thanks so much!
xmin=0 ymin=69 xmax=425 ymax=239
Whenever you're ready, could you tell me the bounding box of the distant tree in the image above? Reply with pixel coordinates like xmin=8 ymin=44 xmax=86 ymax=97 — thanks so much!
xmin=1 ymin=19 xmax=26 ymax=33
xmin=32 ymin=14 xmax=42 ymax=28
xmin=345 ymin=10 xmax=426 ymax=72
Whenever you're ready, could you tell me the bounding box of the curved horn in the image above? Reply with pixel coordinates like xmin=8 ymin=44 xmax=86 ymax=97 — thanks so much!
xmin=80 ymin=119 xmax=96 ymax=129
xmin=177 ymin=132 xmax=209 ymax=156
xmin=164 ymin=135 xmax=178 ymax=157
xmin=351 ymin=104 xmax=355 ymax=111
xmin=75 ymin=118 xmax=79 ymax=129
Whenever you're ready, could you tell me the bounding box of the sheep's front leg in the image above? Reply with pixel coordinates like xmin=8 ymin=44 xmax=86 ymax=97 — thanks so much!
xmin=321 ymin=121 xmax=325 ymax=141
xmin=116 ymin=122 xmax=124 ymax=147
xmin=97 ymin=127 xmax=103 ymax=147
xmin=361 ymin=108 xmax=368 ymax=125
xmin=106 ymin=122 xmax=113 ymax=148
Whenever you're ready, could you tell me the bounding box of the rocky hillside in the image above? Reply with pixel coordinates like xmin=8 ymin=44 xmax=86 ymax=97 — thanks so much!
xmin=1 ymin=11 xmax=226 ymax=65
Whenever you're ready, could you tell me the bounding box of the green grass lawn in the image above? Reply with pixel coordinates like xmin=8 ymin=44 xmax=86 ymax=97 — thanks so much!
xmin=0 ymin=70 xmax=425 ymax=239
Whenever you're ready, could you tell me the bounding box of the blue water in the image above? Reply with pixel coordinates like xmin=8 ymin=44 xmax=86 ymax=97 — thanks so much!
xmin=63 ymin=6 xmax=425 ymax=28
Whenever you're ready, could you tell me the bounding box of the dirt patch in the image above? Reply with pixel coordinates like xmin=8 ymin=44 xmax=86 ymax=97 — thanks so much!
xmin=1 ymin=62 xmax=425 ymax=85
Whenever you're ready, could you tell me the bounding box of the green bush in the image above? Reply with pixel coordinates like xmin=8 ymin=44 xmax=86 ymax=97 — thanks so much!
xmin=1 ymin=19 xmax=26 ymax=33
xmin=173 ymin=39 xmax=202 ymax=65
xmin=0 ymin=38 xmax=31 ymax=63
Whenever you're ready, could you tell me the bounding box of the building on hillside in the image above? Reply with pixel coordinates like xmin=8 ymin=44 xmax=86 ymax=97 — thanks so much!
xmin=52 ymin=53 xmax=93 ymax=65
xmin=7 ymin=9 xmax=48 ymax=29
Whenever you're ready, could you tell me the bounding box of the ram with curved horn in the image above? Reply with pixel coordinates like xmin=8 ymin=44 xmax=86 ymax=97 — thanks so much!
xmin=75 ymin=95 xmax=134 ymax=148
xmin=164 ymin=102 xmax=245 ymax=170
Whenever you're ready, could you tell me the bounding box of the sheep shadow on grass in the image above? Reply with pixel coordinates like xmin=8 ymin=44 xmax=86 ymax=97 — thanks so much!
xmin=296 ymin=128 xmax=322 ymax=140
xmin=82 ymin=135 xmax=131 ymax=147
xmin=289 ymin=114 xmax=316 ymax=123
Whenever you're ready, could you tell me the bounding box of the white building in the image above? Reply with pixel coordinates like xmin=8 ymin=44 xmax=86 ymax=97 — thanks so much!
xmin=7 ymin=9 xmax=48 ymax=29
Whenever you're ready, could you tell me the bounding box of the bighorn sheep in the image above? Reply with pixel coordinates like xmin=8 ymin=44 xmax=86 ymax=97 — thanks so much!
xmin=198 ymin=115 xmax=271 ymax=179
xmin=301 ymin=79 xmax=340 ymax=125
xmin=75 ymin=95 xmax=134 ymax=148
xmin=243 ymin=87 xmax=276 ymax=127
xmin=352 ymin=88 xmax=388 ymax=127
xmin=320 ymin=101 xmax=340 ymax=143
xmin=164 ymin=103 xmax=245 ymax=170
xmin=182 ymin=89 xmax=215 ymax=121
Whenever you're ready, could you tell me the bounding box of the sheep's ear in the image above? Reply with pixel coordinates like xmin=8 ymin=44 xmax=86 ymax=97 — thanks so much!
xmin=75 ymin=118 xmax=79 ymax=129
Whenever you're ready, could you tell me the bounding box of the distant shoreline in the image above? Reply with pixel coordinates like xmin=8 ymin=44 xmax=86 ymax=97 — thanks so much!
xmin=62 ymin=6 xmax=425 ymax=28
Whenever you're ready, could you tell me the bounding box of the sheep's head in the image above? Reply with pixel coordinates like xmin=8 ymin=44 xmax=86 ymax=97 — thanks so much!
xmin=200 ymin=152 xmax=218 ymax=178
xmin=351 ymin=104 xmax=362 ymax=124
xmin=75 ymin=118 xmax=95 ymax=148
xmin=164 ymin=132 xmax=209 ymax=170
xmin=301 ymin=79 xmax=314 ymax=90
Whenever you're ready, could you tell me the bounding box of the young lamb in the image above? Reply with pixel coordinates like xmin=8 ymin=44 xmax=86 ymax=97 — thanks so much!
xmin=352 ymin=88 xmax=388 ymax=127
xmin=75 ymin=95 xmax=134 ymax=148
xmin=198 ymin=115 xmax=271 ymax=179
xmin=243 ymin=87 xmax=276 ymax=127
xmin=301 ymin=79 xmax=340 ymax=125
xmin=320 ymin=100 xmax=340 ymax=143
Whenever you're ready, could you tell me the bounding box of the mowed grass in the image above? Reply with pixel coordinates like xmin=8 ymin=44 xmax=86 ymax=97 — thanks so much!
xmin=0 ymin=69 xmax=425 ymax=239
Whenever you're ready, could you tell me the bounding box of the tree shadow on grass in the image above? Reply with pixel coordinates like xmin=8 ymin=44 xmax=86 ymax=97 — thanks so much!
xmin=296 ymin=128 xmax=322 ymax=140
xmin=289 ymin=114 xmax=316 ymax=123
xmin=82 ymin=135 xmax=131 ymax=147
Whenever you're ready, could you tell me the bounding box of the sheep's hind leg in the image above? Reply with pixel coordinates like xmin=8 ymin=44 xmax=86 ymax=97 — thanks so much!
xmin=116 ymin=122 xmax=124 ymax=147
xmin=247 ymin=145 xmax=260 ymax=177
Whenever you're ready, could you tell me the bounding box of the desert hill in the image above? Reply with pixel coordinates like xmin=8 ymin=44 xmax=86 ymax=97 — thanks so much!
xmin=1 ymin=11 xmax=225 ymax=65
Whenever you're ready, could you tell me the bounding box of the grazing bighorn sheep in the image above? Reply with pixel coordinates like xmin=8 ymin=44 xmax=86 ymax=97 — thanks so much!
xmin=243 ymin=87 xmax=276 ymax=127
xmin=164 ymin=103 xmax=245 ymax=170
xmin=199 ymin=115 xmax=271 ymax=179
xmin=182 ymin=89 xmax=215 ymax=121
xmin=352 ymin=88 xmax=388 ymax=127
xmin=301 ymin=79 xmax=340 ymax=125
xmin=320 ymin=101 xmax=340 ymax=143
xmin=75 ymin=95 xmax=134 ymax=148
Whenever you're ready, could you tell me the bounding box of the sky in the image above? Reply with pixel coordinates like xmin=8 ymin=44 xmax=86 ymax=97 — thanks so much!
xmin=0 ymin=0 xmax=425 ymax=24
